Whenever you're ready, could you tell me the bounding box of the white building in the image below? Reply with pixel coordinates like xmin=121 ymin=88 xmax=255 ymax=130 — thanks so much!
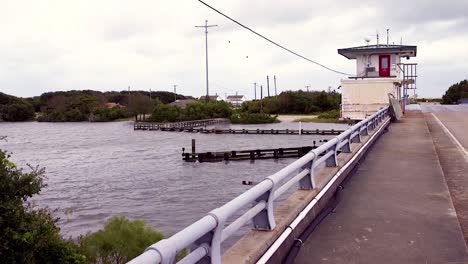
xmin=338 ymin=44 xmax=417 ymax=120
xmin=226 ymin=95 xmax=246 ymax=107
xmin=199 ymin=95 xmax=222 ymax=101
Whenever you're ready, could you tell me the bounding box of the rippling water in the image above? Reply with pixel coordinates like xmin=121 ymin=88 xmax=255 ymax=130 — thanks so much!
xmin=0 ymin=120 xmax=348 ymax=241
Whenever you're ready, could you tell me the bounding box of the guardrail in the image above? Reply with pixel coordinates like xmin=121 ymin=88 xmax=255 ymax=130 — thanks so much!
xmin=129 ymin=106 xmax=390 ymax=264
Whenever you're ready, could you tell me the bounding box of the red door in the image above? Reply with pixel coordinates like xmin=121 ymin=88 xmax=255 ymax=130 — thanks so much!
xmin=379 ymin=55 xmax=390 ymax=77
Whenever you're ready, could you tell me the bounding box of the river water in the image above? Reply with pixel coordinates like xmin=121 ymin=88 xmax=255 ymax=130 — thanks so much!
xmin=0 ymin=120 xmax=348 ymax=242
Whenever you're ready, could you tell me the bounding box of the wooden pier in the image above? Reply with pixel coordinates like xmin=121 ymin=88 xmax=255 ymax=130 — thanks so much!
xmin=134 ymin=118 xmax=229 ymax=131
xmin=182 ymin=142 xmax=330 ymax=163
xmin=138 ymin=126 xmax=343 ymax=136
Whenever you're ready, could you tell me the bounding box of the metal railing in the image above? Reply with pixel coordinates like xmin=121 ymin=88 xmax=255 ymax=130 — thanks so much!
xmin=129 ymin=106 xmax=390 ymax=264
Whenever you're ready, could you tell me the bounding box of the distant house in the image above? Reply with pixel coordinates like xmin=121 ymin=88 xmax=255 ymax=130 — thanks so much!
xmin=458 ymin=98 xmax=468 ymax=104
xmin=104 ymin=102 xmax=124 ymax=108
xmin=169 ymin=99 xmax=197 ymax=109
xmin=199 ymin=95 xmax=222 ymax=101
xmin=226 ymin=95 xmax=246 ymax=107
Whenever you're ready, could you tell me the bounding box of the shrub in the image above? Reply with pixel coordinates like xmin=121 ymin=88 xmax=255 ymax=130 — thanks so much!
xmin=318 ymin=109 xmax=340 ymax=119
xmin=441 ymin=80 xmax=468 ymax=104
xmin=230 ymin=112 xmax=278 ymax=124
xmin=78 ymin=216 xmax=165 ymax=264
xmin=0 ymin=149 xmax=85 ymax=263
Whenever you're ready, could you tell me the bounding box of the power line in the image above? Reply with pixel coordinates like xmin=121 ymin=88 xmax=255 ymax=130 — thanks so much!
xmin=198 ymin=0 xmax=353 ymax=76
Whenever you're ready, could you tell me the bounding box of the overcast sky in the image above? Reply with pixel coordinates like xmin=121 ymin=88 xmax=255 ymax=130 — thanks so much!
xmin=1 ymin=0 xmax=467 ymax=99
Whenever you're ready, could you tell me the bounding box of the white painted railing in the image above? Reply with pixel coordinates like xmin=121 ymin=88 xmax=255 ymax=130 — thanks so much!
xmin=129 ymin=106 xmax=390 ymax=264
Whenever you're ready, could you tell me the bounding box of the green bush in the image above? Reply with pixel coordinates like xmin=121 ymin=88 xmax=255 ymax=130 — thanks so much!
xmin=241 ymin=90 xmax=341 ymax=115
xmin=149 ymin=100 xmax=232 ymax=122
xmin=230 ymin=112 xmax=278 ymax=124
xmin=318 ymin=109 xmax=340 ymax=119
xmin=92 ymin=107 xmax=130 ymax=122
xmin=0 ymin=92 xmax=35 ymax=121
xmin=441 ymin=80 xmax=468 ymax=104
xmin=0 ymin=149 xmax=85 ymax=263
xmin=78 ymin=217 xmax=165 ymax=264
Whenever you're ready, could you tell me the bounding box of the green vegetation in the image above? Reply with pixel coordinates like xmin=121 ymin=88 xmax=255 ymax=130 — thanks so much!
xmin=0 ymin=149 xmax=85 ymax=263
xmin=0 ymin=92 xmax=35 ymax=121
xmin=149 ymin=100 xmax=232 ymax=122
xmin=241 ymin=90 xmax=340 ymax=115
xmin=230 ymin=112 xmax=278 ymax=124
xmin=78 ymin=217 xmax=165 ymax=264
xmin=0 ymin=147 xmax=182 ymax=263
xmin=294 ymin=110 xmax=344 ymax=123
xmin=442 ymin=80 xmax=468 ymax=104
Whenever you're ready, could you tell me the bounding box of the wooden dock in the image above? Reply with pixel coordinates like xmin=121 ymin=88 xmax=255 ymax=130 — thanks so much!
xmin=139 ymin=126 xmax=343 ymax=136
xmin=134 ymin=118 xmax=229 ymax=131
xmin=182 ymin=142 xmax=331 ymax=163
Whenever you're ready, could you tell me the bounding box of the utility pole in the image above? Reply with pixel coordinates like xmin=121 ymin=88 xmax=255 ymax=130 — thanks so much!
xmin=173 ymin=85 xmax=177 ymax=101
xmin=260 ymin=85 xmax=263 ymax=113
xmin=305 ymin=85 xmax=311 ymax=92
xmin=254 ymin=82 xmax=257 ymax=100
xmin=195 ymin=20 xmax=218 ymax=102
xmin=266 ymin=75 xmax=270 ymax=97
xmin=128 ymin=86 xmax=131 ymax=105
xmin=149 ymin=88 xmax=152 ymax=99
xmin=274 ymin=75 xmax=277 ymax=96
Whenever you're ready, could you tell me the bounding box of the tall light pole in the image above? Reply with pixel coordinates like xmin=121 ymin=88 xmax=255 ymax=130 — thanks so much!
xmin=195 ymin=20 xmax=218 ymax=101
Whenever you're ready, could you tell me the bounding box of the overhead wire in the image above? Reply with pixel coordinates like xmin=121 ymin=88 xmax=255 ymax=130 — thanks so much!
xmin=198 ymin=0 xmax=353 ymax=76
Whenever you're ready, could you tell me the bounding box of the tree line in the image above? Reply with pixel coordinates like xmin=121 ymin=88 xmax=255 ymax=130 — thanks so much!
xmin=2 ymin=89 xmax=341 ymax=123
xmin=0 ymin=90 xmax=189 ymax=122
xmin=441 ymin=80 xmax=468 ymax=104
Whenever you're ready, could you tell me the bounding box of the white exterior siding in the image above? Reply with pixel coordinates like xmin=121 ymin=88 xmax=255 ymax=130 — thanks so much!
xmin=355 ymin=54 xmax=402 ymax=78
xmin=341 ymin=78 xmax=401 ymax=120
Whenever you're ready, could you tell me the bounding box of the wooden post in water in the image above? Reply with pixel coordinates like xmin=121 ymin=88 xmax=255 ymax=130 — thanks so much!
xmin=192 ymin=139 xmax=196 ymax=154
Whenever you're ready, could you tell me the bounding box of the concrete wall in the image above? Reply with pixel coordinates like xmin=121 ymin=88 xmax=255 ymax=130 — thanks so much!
xmin=341 ymin=78 xmax=400 ymax=120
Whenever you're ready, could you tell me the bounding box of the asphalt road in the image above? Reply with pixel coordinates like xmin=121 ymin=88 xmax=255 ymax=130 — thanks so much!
xmin=420 ymin=103 xmax=468 ymax=151
xmin=422 ymin=102 xmax=468 ymax=244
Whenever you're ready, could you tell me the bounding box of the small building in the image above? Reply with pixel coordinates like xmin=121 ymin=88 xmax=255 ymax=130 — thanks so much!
xmin=104 ymin=102 xmax=124 ymax=108
xmin=199 ymin=95 xmax=222 ymax=101
xmin=169 ymin=99 xmax=197 ymax=109
xmin=338 ymin=43 xmax=417 ymax=120
xmin=458 ymin=98 xmax=468 ymax=104
xmin=226 ymin=95 xmax=246 ymax=107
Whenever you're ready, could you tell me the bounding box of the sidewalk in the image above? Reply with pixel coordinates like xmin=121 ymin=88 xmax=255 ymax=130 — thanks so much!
xmin=296 ymin=111 xmax=468 ymax=264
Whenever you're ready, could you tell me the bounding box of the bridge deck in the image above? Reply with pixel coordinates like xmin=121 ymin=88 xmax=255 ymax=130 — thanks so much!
xmin=296 ymin=111 xmax=468 ymax=263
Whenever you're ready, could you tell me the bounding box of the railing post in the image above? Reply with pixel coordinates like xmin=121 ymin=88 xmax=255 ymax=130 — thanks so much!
xmin=341 ymin=134 xmax=352 ymax=153
xmin=253 ymin=178 xmax=276 ymax=230
xmin=360 ymin=123 xmax=369 ymax=136
xmin=326 ymin=142 xmax=338 ymax=167
xmin=299 ymin=155 xmax=316 ymax=189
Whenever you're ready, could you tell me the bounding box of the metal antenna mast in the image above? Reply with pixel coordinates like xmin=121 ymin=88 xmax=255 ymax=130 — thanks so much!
xmin=305 ymin=85 xmax=311 ymax=92
xmin=254 ymin=82 xmax=257 ymax=100
xmin=195 ymin=20 xmax=218 ymax=101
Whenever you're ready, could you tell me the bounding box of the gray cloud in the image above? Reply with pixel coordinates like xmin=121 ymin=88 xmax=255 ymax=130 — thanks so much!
xmin=0 ymin=0 xmax=467 ymax=98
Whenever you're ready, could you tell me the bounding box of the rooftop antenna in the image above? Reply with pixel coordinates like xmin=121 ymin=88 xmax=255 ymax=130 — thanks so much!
xmin=376 ymin=31 xmax=379 ymax=47
xmin=386 ymin=29 xmax=389 ymax=46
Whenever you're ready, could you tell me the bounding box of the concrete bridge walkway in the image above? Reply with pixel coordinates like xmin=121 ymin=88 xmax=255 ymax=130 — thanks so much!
xmin=296 ymin=110 xmax=468 ymax=263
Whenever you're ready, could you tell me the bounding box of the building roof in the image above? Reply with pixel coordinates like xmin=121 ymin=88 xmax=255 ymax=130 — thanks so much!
xmin=199 ymin=95 xmax=220 ymax=100
xmin=226 ymin=95 xmax=245 ymax=100
xmin=169 ymin=99 xmax=196 ymax=108
xmin=338 ymin=44 xmax=417 ymax=59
